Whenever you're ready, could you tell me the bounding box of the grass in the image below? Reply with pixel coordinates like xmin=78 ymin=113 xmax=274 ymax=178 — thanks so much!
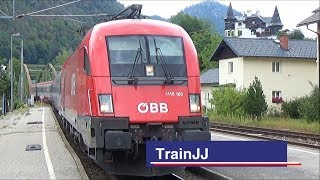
xmin=209 ymin=113 xmax=320 ymax=135
xmin=0 ymin=105 xmax=28 ymax=120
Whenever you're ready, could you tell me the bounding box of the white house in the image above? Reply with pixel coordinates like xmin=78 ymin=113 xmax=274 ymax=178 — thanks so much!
xmin=211 ymin=33 xmax=317 ymax=109
xmin=200 ymin=68 xmax=219 ymax=110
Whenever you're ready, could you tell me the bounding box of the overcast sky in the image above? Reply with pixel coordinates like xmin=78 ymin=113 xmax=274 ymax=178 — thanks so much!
xmin=118 ymin=0 xmax=319 ymax=38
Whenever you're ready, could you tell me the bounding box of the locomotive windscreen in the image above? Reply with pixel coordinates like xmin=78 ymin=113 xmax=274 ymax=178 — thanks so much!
xmin=106 ymin=35 xmax=187 ymax=81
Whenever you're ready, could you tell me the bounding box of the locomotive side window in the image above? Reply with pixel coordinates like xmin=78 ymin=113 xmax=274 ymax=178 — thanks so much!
xmin=83 ymin=47 xmax=91 ymax=75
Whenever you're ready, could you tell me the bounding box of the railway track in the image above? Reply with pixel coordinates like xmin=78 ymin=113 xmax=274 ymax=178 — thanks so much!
xmin=210 ymin=122 xmax=320 ymax=149
xmin=51 ymin=106 xmax=224 ymax=180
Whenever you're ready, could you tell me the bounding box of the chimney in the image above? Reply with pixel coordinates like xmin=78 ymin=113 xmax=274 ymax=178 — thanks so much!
xmin=279 ymin=30 xmax=289 ymax=50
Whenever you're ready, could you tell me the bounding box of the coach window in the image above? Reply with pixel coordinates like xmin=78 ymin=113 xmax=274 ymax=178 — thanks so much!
xmin=83 ymin=47 xmax=91 ymax=75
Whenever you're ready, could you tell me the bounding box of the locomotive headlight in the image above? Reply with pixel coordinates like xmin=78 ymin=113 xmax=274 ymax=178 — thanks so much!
xmin=189 ymin=94 xmax=201 ymax=113
xmin=98 ymin=94 xmax=113 ymax=113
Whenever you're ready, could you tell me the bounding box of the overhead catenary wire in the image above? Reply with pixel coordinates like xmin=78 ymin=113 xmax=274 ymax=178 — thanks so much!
xmin=0 ymin=9 xmax=9 ymax=16
xmin=63 ymin=17 xmax=86 ymax=24
xmin=23 ymin=0 xmax=82 ymax=16
xmin=28 ymin=13 xmax=111 ymax=17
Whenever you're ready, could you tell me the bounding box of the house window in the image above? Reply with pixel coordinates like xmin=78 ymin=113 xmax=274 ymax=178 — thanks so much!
xmin=272 ymin=91 xmax=283 ymax=103
xmin=272 ymin=62 xmax=281 ymax=72
xmin=228 ymin=62 xmax=233 ymax=73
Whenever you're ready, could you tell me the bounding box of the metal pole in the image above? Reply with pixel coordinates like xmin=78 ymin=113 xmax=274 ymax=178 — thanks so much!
xmin=20 ymin=39 xmax=23 ymax=101
xmin=317 ymin=23 xmax=320 ymax=86
xmin=12 ymin=0 xmax=14 ymax=17
xmin=10 ymin=36 xmax=13 ymax=111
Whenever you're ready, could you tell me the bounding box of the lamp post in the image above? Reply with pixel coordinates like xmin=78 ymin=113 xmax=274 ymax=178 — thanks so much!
xmin=20 ymin=39 xmax=23 ymax=102
xmin=10 ymin=32 xmax=20 ymax=112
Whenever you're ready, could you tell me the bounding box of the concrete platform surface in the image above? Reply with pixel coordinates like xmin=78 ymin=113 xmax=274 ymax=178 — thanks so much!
xmin=0 ymin=106 xmax=84 ymax=179
xmin=210 ymin=132 xmax=320 ymax=180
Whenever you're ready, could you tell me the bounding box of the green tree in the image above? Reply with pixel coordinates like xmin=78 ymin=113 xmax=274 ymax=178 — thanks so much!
xmin=170 ymin=12 xmax=212 ymax=35
xmin=211 ymin=85 xmax=246 ymax=117
xmin=243 ymin=77 xmax=267 ymax=118
xmin=170 ymin=12 xmax=222 ymax=71
xmin=276 ymin=29 xmax=305 ymax=40
xmin=301 ymin=84 xmax=320 ymax=122
xmin=289 ymin=29 xmax=305 ymax=40
xmin=53 ymin=48 xmax=73 ymax=67
xmin=0 ymin=58 xmax=10 ymax=97
xmin=191 ymin=30 xmax=222 ymax=71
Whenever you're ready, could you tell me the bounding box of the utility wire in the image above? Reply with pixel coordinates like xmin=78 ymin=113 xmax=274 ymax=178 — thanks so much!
xmin=19 ymin=0 xmax=81 ymax=17
xmin=28 ymin=13 xmax=111 ymax=17
xmin=0 ymin=9 xmax=9 ymax=16
xmin=63 ymin=17 xmax=86 ymax=24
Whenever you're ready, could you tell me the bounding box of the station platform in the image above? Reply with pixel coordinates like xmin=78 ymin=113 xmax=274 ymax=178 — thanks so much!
xmin=0 ymin=106 xmax=87 ymax=179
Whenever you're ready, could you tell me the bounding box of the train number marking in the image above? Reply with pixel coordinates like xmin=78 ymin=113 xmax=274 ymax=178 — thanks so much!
xmin=165 ymin=92 xmax=183 ymax=97
xmin=138 ymin=103 xmax=168 ymax=113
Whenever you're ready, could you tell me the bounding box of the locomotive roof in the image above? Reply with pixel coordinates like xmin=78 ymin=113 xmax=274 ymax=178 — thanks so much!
xmin=91 ymin=19 xmax=187 ymax=38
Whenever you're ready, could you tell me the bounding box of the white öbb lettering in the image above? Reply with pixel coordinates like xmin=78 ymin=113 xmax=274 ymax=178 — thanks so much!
xmin=137 ymin=103 xmax=168 ymax=113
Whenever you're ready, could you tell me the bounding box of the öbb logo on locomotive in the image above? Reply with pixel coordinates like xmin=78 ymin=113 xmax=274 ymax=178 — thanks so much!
xmin=137 ymin=102 xmax=168 ymax=113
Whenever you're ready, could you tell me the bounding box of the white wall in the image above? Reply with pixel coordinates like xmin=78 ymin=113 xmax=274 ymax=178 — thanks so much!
xmin=242 ymin=57 xmax=317 ymax=107
xmin=219 ymin=57 xmax=244 ymax=89
xmin=219 ymin=57 xmax=317 ymax=108
xmin=201 ymin=85 xmax=215 ymax=109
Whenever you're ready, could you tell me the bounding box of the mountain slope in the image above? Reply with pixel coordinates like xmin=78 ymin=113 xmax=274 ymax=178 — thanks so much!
xmin=183 ymin=0 xmax=242 ymax=34
xmin=0 ymin=0 xmax=124 ymax=64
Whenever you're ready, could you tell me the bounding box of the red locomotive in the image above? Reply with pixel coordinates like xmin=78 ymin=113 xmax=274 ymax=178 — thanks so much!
xmin=35 ymin=5 xmax=210 ymax=176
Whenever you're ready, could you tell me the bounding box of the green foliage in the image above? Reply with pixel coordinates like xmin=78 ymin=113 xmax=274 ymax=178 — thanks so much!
xmin=170 ymin=12 xmax=212 ymax=35
xmin=170 ymin=12 xmax=222 ymax=71
xmin=211 ymin=85 xmax=246 ymax=117
xmin=243 ymin=77 xmax=267 ymax=118
xmin=0 ymin=0 xmax=124 ymax=65
xmin=53 ymin=48 xmax=73 ymax=67
xmin=276 ymin=29 xmax=305 ymax=40
xmin=282 ymin=98 xmax=303 ymax=118
xmin=14 ymin=100 xmax=24 ymax=109
xmin=289 ymin=29 xmax=305 ymax=40
xmin=282 ymin=85 xmax=319 ymax=122
xmin=300 ymin=85 xmax=320 ymax=122
xmin=191 ymin=30 xmax=222 ymax=71
xmin=0 ymin=58 xmax=10 ymax=97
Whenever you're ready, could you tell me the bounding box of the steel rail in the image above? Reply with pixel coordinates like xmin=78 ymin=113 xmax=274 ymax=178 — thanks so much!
xmin=210 ymin=122 xmax=320 ymax=141
xmin=210 ymin=122 xmax=319 ymax=149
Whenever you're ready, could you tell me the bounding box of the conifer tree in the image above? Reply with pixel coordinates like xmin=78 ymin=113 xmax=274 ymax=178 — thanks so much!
xmin=243 ymin=76 xmax=267 ymax=118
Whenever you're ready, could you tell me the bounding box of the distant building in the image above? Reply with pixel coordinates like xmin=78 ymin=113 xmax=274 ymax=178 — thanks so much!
xmin=200 ymin=68 xmax=219 ymax=110
xmin=211 ymin=33 xmax=317 ymax=109
xmin=224 ymin=2 xmax=283 ymax=39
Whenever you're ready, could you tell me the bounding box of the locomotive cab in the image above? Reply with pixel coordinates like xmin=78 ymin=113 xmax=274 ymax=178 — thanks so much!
xmin=60 ymin=19 xmax=210 ymax=176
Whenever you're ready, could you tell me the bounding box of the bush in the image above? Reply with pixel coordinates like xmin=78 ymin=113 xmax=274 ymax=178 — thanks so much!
xmin=14 ymin=101 xmax=24 ymax=109
xmin=211 ymin=85 xmax=246 ymax=117
xmin=282 ymin=98 xmax=302 ymax=118
xmin=243 ymin=77 xmax=267 ymax=118
xmin=301 ymin=85 xmax=320 ymax=122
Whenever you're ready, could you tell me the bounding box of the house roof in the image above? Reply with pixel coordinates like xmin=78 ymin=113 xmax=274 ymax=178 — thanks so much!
xmin=211 ymin=37 xmax=317 ymax=61
xmin=225 ymin=2 xmax=237 ymax=20
xmin=200 ymin=68 xmax=219 ymax=84
xmin=270 ymin=6 xmax=283 ymax=26
xmin=297 ymin=7 xmax=320 ymax=26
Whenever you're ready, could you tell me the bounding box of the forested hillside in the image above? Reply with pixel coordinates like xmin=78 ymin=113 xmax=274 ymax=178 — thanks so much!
xmin=183 ymin=0 xmax=242 ymax=34
xmin=0 ymin=0 xmax=124 ymax=64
